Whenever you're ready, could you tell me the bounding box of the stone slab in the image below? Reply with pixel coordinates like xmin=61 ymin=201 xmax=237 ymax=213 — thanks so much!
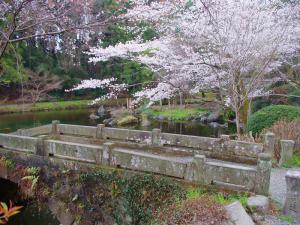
xmin=225 ymin=201 xmax=255 ymax=225
xmin=247 ymin=195 xmax=270 ymax=213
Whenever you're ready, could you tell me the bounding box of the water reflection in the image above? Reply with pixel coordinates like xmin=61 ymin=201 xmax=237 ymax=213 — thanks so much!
xmin=0 ymin=109 xmax=234 ymax=137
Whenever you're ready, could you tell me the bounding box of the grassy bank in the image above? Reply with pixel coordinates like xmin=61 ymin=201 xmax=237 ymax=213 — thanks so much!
xmin=0 ymin=99 xmax=126 ymax=114
xmin=143 ymin=106 xmax=207 ymax=121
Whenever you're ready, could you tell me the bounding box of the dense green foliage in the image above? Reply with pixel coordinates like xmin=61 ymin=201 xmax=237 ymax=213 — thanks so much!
xmin=0 ymin=0 xmax=156 ymax=102
xmin=0 ymin=46 xmax=25 ymax=84
xmin=247 ymin=105 xmax=300 ymax=135
xmin=80 ymin=170 xmax=185 ymax=225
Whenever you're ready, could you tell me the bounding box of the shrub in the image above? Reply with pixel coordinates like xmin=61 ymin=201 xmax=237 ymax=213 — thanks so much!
xmin=251 ymin=99 xmax=273 ymax=113
xmin=80 ymin=171 xmax=185 ymax=225
xmin=261 ymin=119 xmax=300 ymax=161
xmin=288 ymin=89 xmax=300 ymax=105
xmin=247 ymin=105 xmax=300 ymax=135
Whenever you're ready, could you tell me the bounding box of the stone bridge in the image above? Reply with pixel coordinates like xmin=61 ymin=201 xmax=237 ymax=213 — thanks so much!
xmin=0 ymin=121 xmax=276 ymax=195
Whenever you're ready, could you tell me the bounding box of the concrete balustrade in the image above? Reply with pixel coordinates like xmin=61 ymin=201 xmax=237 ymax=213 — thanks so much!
xmin=0 ymin=122 xmax=276 ymax=194
xmin=0 ymin=131 xmax=273 ymax=194
xmin=11 ymin=125 xmax=52 ymax=137
xmin=38 ymin=122 xmax=269 ymax=163
xmin=279 ymin=140 xmax=295 ymax=166
xmin=0 ymin=133 xmax=39 ymax=153
xmin=264 ymin=132 xmax=275 ymax=157
xmin=254 ymin=153 xmax=272 ymax=195
xmin=284 ymin=170 xmax=300 ymax=222
xmin=45 ymin=140 xmax=103 ymax=164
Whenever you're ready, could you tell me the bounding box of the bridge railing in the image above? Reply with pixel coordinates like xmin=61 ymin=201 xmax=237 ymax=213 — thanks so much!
xmin=0 ymin=132 xmax=271 ymax=195
xmin=8 ymin=121 xmax=276 ymax=163
xmin=0 ymin=133 xmax=40 ymax=153
xmin=51 ymin=122 xmax=274 ymax=163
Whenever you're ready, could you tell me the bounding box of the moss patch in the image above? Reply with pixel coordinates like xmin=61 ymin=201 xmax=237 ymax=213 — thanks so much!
xmin=117 ymin=115 xmax=138 ymax=126
xmin=143 ymin=107 xmax=207 ymax=121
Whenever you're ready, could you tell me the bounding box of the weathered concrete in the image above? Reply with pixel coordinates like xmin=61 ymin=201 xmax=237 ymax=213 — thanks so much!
xmin=111 ymin=147 xmax=189 ymax=178
xmin=31 ymin=123 xmax=270 ymax=164
xmin=247 ymin=195 xmax=270 ymax=213
xmin=59 ymin=124 xmax=97 ymax=138
xmin=0 ymin=133 xmax=38 ymax=153
xmin=96 ymin=124 xmax=105 ymax=139
xmin=206 ymin=159 xmax=257 ymax=191
xmin=0 ymin=123 xmax=275 ymax=194
xmin=284 ymin=170 xmax=300 ymax=222
xmin=52 ymin=120 xmax=60 ymax=136
xmin=45 ymin=140 xmax=103 ymax=164
xmin=12 ymin=124 xmax=52 ymax=137
xmin=279 ymin=140 xmax=295 ymax=166
xmin=264 ymin=132 xmax=275 ymax=157
xmin=104 ymin=127 xmax=152 ymax=144
xmin=255 ymin=153 xmax=272 ymax=195
xmin=225 ymin=201 xmax=255 ymax=225
xmin=152 ymin=128 xmax=162 ymax=146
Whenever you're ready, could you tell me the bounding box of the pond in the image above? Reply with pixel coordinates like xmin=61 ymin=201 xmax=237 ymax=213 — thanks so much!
xmin=0 ymin=109 xmax=234 ymax=137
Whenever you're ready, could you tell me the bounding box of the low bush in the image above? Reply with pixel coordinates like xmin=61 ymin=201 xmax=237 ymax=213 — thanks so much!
xmin=247 ymin=105 xmax=300 ymax=135
xmin=260 ymin=119 xmax=300 ymax=161
xmin=79 ymin=171 xmax=185 ymax=225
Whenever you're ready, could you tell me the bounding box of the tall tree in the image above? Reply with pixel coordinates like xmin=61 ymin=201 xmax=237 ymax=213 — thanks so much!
xmin=84 ymin=0 xmax=300 ymax=137
xmin=0 ymin=0 xmax=120 ymax=60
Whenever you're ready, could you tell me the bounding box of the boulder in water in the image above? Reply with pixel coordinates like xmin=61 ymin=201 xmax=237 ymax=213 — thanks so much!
xmin=97 ymin=105 xmax=106 ymax=116
xmin=89 ymin=113 xmax=100 ymax=120
xmin=207 ymin=111 xmax=223 ymax=123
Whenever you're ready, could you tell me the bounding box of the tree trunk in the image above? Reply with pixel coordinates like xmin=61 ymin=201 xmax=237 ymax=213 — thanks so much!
xmin=179 ymin=92 xmax=184 ymax=108
xmin=235 ymin=108 xmax=241 ymax=139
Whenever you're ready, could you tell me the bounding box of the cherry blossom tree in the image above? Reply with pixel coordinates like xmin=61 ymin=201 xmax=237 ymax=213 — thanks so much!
xmin=81 ymin=0 xmax=300 ymax=137
xmin=0 ymin=0 xmax=122 ymax=60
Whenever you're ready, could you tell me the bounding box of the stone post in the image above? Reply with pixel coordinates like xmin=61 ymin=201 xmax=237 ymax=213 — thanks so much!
xmin=35 ymin=137 xmax=48 ymax=157
xmin=51 ymin=120 xmax=60 ymax=136
xmin=279 ymin=140 xmax=295 ymax=167
xmin=96 ymin=124 xmax=105 ymax=139
xmin=263 ymin=132 xmax=275 ymax=157
xmin=284 ymin=170 xmax=300 ymax=222
xmin=102 ymin=142 xmax=114 ymax=165
xmin=152 ymin=129 xmax=162 ymax=146
xmin=17 ymin=129 xmax=25 ymax=136
xmin=220 ymin=135 xmax=230 ymax=142
xmin=193 ymin=155 xmax=207 ymax=184
xmin=255 ymin=153 xmax=272 ymax=195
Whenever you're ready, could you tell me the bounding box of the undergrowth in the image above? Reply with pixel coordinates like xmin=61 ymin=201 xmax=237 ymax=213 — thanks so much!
xmin=186 ymin=187 xmax=249 ymax=207
xmin=282 ymin=153 xmax=300 ymax=168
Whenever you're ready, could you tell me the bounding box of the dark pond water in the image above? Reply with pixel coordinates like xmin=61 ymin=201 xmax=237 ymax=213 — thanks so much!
xmin=0 ymin=108 xmax=234 ymax=224
xmin=0 ymin=178 xmax=60 ymax=225
xmin=0 ymin=109 xmax=234 ymax=137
